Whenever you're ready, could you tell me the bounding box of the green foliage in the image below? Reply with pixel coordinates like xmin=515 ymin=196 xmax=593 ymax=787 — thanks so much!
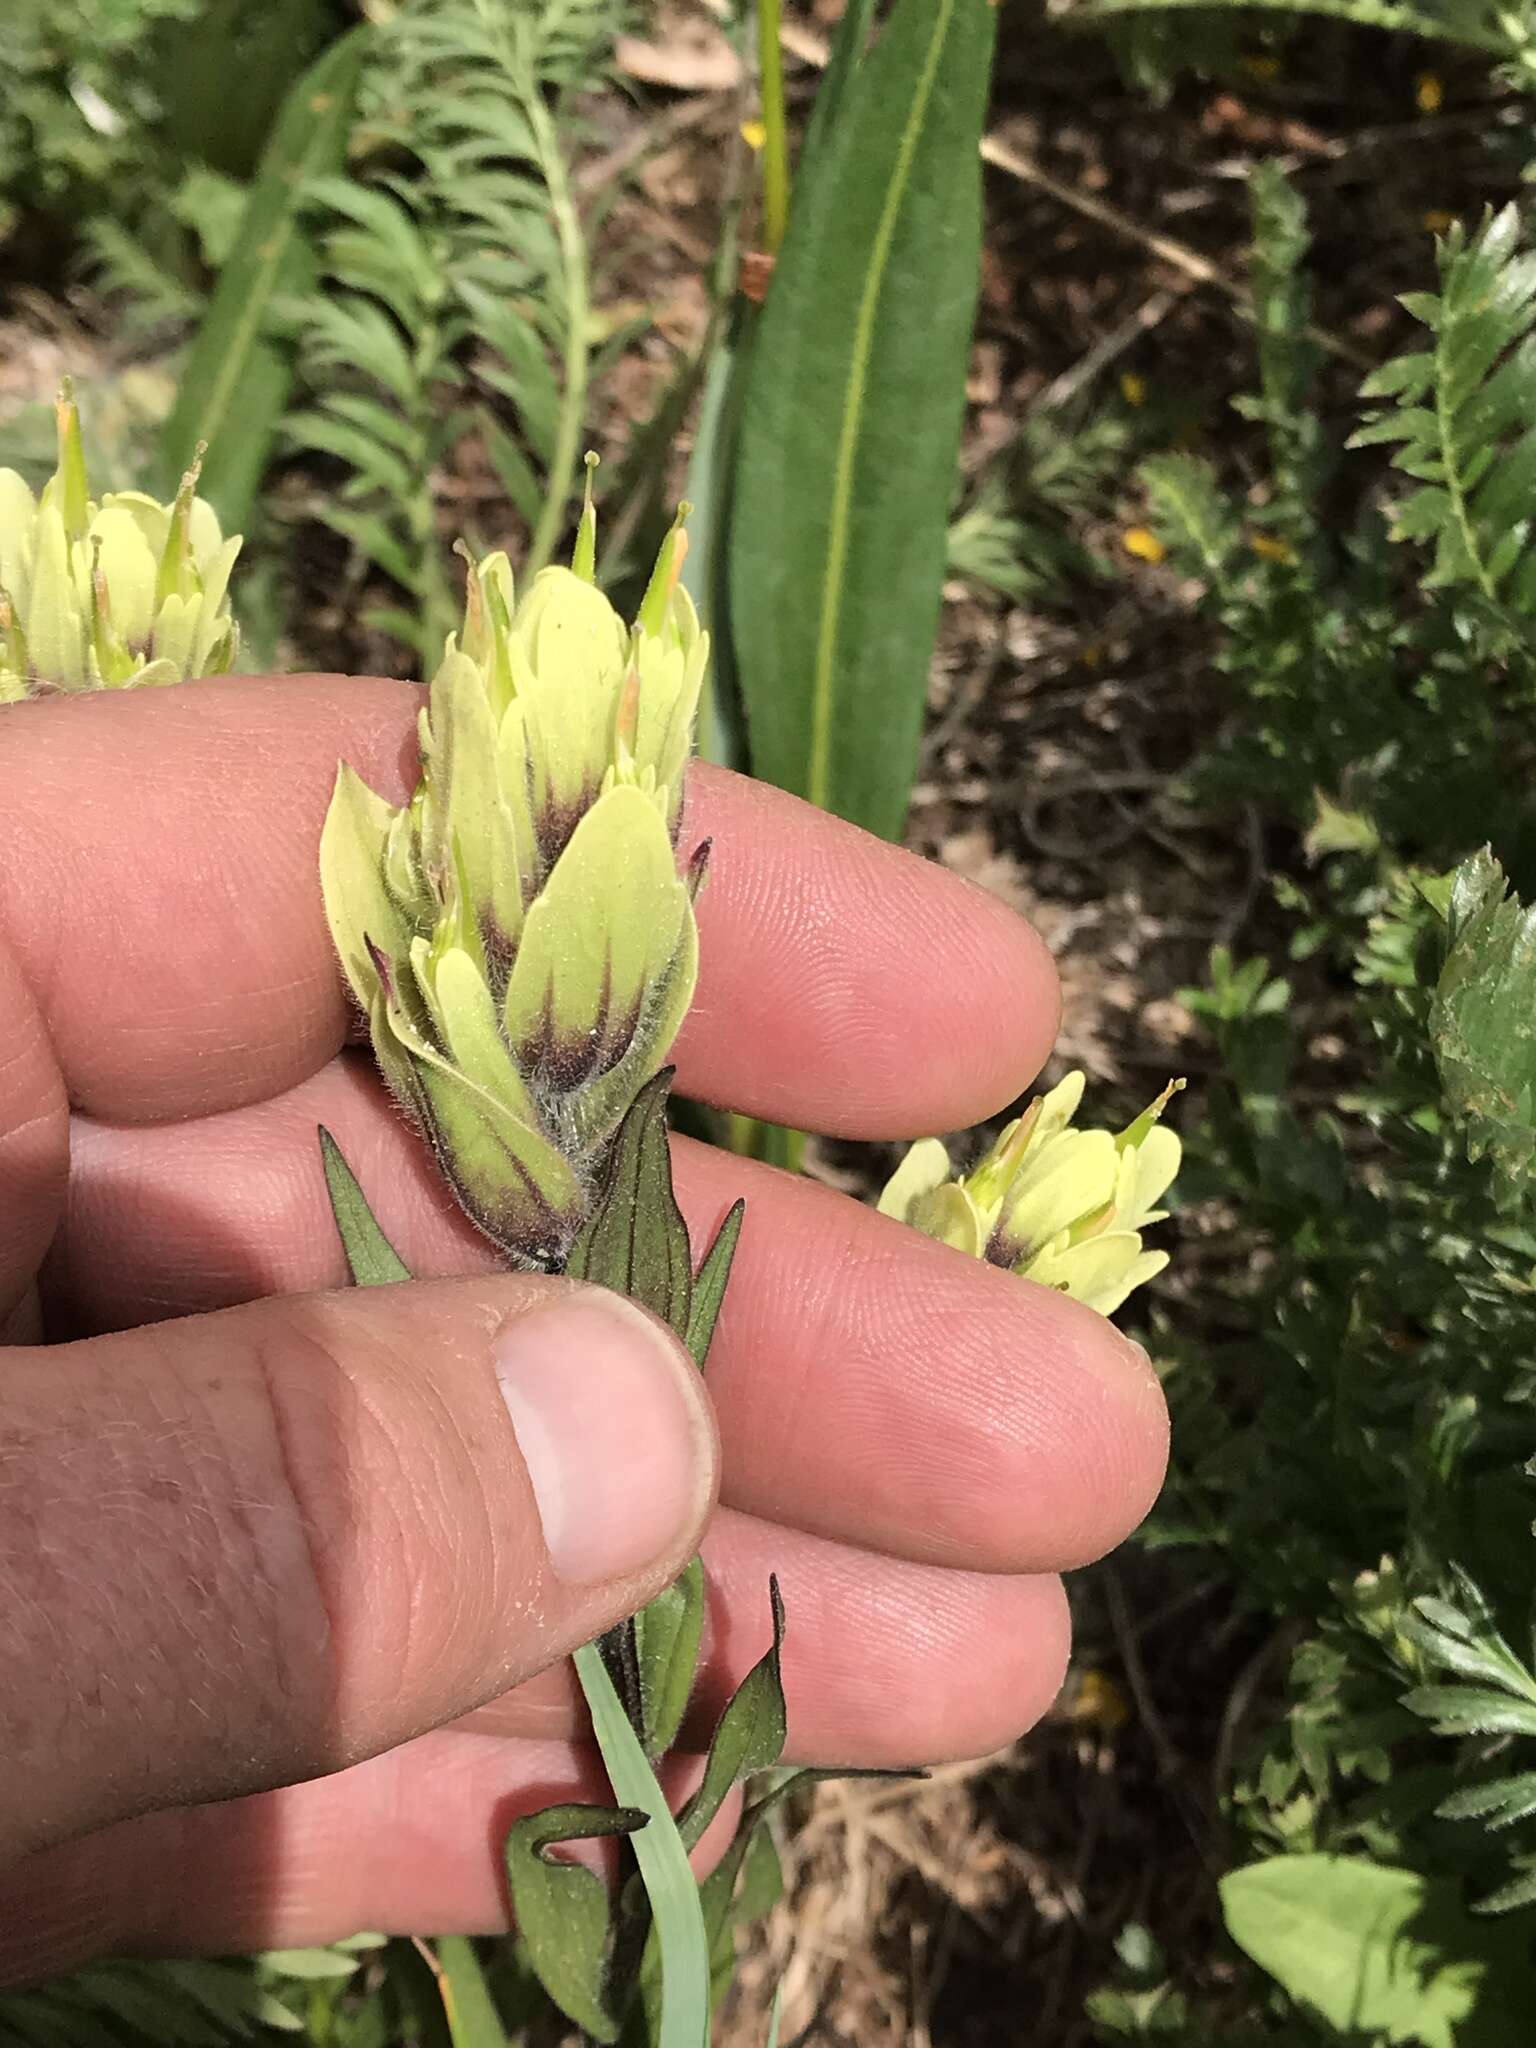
xmin=728 ymin=0 xmax=998 ymax=841
xmin=1430 ymin=849 xmax=1536 ymax=1205
xmin=947 ymin=407 xmax=1137 ymax=605
xmin=280 ymin=0 xmax=622 ymax=669
xmin=1219 ymin=1855 xmax=1531 ymax=2043
xmin=0 ymin=1941 xmax=387 ymax=2046
xmin=1354 ymin=207 xmax=1536 ymax=617
xmin=1060 ymin=0 xmax=1536 ymax=94
xmin=157 ymin=30 xmax=368 ymax=533
xmin=1108 ymin=162 xmax=1536 ymax=2038
xmin=1406 ymin=1567 xmax=1536 ymax=1911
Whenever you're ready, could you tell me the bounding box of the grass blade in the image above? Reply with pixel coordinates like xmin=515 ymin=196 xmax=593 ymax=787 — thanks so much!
xmin=572 ymin=1641 xmax=711 ymax=2048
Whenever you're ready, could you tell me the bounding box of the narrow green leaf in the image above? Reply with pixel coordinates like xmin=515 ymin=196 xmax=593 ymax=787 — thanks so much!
xmin=729 ymin=0 xmax=997 ymax=841
xmin=318 ymin=1127 xmax=411 ymax=1286
xmin=685 ymin=1200 xmax=745 ymax=1367
xmin=503 ymin=1802 xmax=646 ymax=2044
xmin=157 ymin=30 xmax=369 ymax=531
xmin=566 ymin=1071 xmax=692 ymax=1337
xmin=432 ymin=1939 xmax=506 ymax=2048
xmin=573 ymin=1642 xmax=712 ymax=2048
xmin=677 ymin=1579 xmax=788 ymax=1852
xmin=635 ymin=1558 xmax=707 ymax=1761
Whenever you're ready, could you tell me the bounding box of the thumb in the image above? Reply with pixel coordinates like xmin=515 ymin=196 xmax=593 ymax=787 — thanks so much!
xmin=1 ymin=1276 xmax=716 ymax=1865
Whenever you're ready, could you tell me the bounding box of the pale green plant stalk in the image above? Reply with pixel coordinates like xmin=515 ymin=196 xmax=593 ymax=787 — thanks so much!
xmin=755 ymin=0 xmax=790 ymax=257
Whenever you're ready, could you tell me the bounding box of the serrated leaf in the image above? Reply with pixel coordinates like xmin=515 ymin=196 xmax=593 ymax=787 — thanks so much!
xmin=1402 ymin=1684 xmax=1536 ymax=1737
xmin=1430 ymin=848 xmax=1536 ymax=1208
xmin=1352 ymin=205 xmax=1536 ymax=607
xmin=1220 ymin=1854 xmax=1527 ymax=2047
xmin=1437 ymin=1771 xmax=1536 ymax=1829
xmin=319 ymin=1127 xmax=412 ymax=1286
xmin=636 ymin=1557 xmax=706 ymax=1760
xmin=729 ymin=0 xmax=997 ymax=841
xmin=157 ymin=29 xmax=368 ymax=529
xmin=1140 ymin=452 xmax=1241 ymax=579
xmin=677 ymin=1579 xmax=787 ymax=1852
xmin=503 ymin=1801 xmax=646 ymax=2043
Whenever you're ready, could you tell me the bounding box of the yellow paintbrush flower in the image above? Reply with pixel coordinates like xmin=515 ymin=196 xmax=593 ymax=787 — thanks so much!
xmin=0 ymin=384 xmax=240 ymax=699
xmin=321 ymin=490 xmax=708 ymax=1270
xmin=879 ymin=1071 xmax=1182 ymax=1316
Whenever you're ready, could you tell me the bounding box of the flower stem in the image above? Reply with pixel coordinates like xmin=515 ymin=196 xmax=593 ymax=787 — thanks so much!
xmin=756 ymin=0 xmax=790 ymax=256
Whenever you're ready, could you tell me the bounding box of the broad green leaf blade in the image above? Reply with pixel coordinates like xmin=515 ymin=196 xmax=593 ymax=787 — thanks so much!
xmin=728 ymin=0 xmax=996 ymax=842
xmin=566 ymin=1070 xmax=692 ymax=1337
xmin=573 ymin=1641 xmax=712 ymax=2048
xmin=685 ymin=1200 xmax=745 ymax=1367
xmin=318 ymin=1128 xmax=412 ymax=1286
xmin=431 ymin=1938 xmax=506 ymax=2048
xmin=677 ymin=1579 xmax=788 ymax=1852
xmin=1220 ymin=1855 xmax=1528 ymax=2048
xmin=1429 ymin=849 xmax=1536 ymax=1208
xmin=503 ymin=1801 xmax=646 ymax=2044
xmin=636 ymin=1557 xmax=706 ymax=1760
xmin=157 ymin=28 xmax=369 ymax=530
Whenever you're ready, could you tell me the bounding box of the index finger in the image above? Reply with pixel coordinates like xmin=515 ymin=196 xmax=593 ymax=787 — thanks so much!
xmin=0 ymin=675 xmax=1059 ymax=1131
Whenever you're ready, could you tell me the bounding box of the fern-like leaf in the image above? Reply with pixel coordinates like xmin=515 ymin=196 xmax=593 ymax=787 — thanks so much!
xmin=1353 ymin=206 xmax=1536 ymax=612
xmin=1403 ymin=1565 xmax=1536 ymax=1911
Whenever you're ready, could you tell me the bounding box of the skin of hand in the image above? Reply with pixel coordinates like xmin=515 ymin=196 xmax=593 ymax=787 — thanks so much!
xmin=0 ymin=674 xmax=1167 ymax=1983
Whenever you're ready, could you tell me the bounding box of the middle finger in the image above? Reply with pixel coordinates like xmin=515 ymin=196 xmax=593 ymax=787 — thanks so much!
xmin=48 ymin=1056 xmax=1168 ymax=1577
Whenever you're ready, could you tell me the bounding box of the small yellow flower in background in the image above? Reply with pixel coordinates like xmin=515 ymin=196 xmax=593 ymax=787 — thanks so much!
xmin=1249 ymin=531 xmax=1297 ymax=565
xmin=879 ymin=1071 xmax=1182 ymax=1318
xmin=1122 ymin=526 xmax=1166 ymax=566
xmin=740 ymin=118 xmax=767 ymax=151
xmin=0 ymin=383 xmax=240 ymax=700
xmin=1119 ymin=371 xmax=1148 ymax=409
xmin=1415 ymin=71 xmax=1443 ymax=114
xmin=1063 ymin=1669 xmax=1131 ymax=1732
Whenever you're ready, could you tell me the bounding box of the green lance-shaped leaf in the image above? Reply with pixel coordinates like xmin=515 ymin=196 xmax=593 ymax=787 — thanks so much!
xmin=686 ymin=1200 xmax=745 ymax=1367
xmin=677 ymin=1579 xmax=788 ymax=1853
xmin=566 ymin=1070 xmax=694 ymax=1336
xmin=1429 ymin=848 xmax=1536 ymax=1209
xmin=635 ymin=1558 xmax=707 ymax=1761
xmin=727 ymin=0 xmax=996 ymax=842
xmin=318 ymin=1128 xmax=410 ymax=1286
xmin=157 ymin=28 xmax=369 ymax=531
xmin=503 ymin=1801 xmax=648 ymax=2044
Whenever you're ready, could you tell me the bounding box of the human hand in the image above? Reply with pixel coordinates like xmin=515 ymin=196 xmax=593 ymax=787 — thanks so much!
xmin=0 ymin=674 xmax=1166 ymax=1978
